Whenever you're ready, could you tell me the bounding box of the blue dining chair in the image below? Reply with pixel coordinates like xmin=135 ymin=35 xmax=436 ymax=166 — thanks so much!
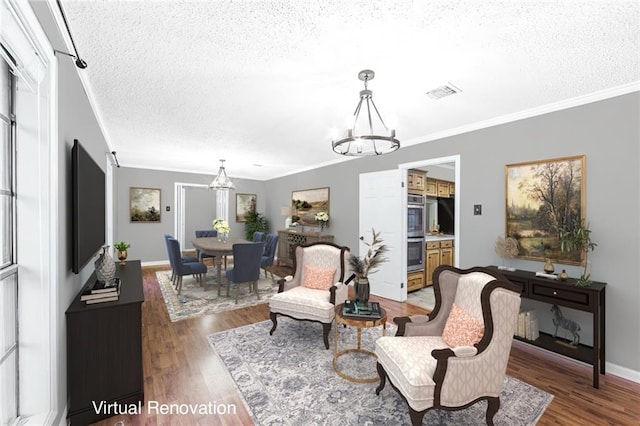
xmin=166 ymin=237 xmax=208 ymax=294
xmin=195 ymin=229 xmax=217 ymax=261
xmin=252 ymin=231 xmax=265 ymax=243
xmin=164 ymin=234 xmax=198 ymax=283
xmin=225 ymin=242 xmax=264 ymax=304
xmin=261 ymin=233 xmax=279 ymax=281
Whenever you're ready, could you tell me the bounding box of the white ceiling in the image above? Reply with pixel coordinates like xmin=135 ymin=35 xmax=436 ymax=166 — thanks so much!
xmin=53 ymin=1 xmax=639 ymax=181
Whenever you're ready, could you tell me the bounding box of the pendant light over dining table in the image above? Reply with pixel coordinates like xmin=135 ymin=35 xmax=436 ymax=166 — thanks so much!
xmin=331 ymin=70 xmax=400 ymax=156
xmin=209 ymin=159 xmax=235 ymax=190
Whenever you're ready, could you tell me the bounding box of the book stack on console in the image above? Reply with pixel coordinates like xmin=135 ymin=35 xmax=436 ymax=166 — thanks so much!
xmin=515 ymin=309 xmax=539 ymax=341
xmin=80 ymin=278 xmax=121 ymax=304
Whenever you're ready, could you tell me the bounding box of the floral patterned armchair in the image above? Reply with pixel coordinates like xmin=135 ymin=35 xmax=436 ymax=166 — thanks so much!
xmin=269 ymin=242 xmax=350 ymax=349
xmin=375 ymin=265 xmax=521 ymax=426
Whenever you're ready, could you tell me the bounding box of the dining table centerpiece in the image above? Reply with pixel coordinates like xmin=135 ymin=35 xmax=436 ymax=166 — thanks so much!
xmin=347 ymin=228 xmax=388 ymax=303
xmin=212 ymin=218 xmax=231 ymax=242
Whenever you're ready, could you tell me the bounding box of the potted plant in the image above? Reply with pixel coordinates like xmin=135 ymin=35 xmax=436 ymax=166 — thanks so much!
xmin=347 ymin=228 xmax=389 ymax=303
xmin=114 ymin=241 xmax=131 ymax=265
xmin=213 ymin=218 xmax=231 ymax=242
xmin=243 ymin=208 xmax=269 ymax=240
xmin=558 ymin=217 xmax=597 ymax=287
xmin=315 ymin=211 xmax=329 ymax=232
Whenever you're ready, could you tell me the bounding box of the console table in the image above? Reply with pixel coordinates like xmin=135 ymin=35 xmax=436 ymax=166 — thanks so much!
xmin=489 ymin=267 xmax=606 ymax=388
xmin=66 ymin=260 xmax=145 ymax=424
xmin=277 ymin=230 xmax=334 ymax=267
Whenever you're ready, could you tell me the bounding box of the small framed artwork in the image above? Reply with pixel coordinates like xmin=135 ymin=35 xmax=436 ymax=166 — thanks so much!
xmin=236 ymin=193 xmax=257 ymax=222
xmin=291 ymin=187 xmax=330 ymax=226
xmin=130 ymin=187 xmax=161 ymax=222
xmin=505 ymin=155 xmax=585 ymax=264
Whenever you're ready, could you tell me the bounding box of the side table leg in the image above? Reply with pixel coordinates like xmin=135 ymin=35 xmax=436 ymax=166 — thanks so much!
xmin=356 ymin=327 xmax=362 ymax=350
xmin=334 ymin=318 xmax=338 ymax=355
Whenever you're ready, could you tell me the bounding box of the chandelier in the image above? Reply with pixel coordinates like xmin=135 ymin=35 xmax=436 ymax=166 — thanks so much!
xmin=209 ymin=159 xmax=235 ymax=190
xmin=332 ymin=70 xmax=400 ymax=156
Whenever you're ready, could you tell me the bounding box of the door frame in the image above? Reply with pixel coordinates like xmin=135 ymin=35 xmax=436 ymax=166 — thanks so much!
xmin=398 ymin=155 xmax=461 ymax=294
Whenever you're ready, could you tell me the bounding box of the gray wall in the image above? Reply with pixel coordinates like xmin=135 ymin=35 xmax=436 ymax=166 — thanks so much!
xmin=114 ymin=167 xmax=268 ymax=262
xmin=264 ymin=92 xmax=640 ymax=374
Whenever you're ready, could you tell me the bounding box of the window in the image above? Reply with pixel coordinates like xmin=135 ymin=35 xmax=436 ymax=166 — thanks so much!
xmin=0 ymin=54 xmax=18 ymax=425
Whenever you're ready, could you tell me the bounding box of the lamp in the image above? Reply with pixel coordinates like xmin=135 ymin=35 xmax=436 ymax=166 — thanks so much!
xmin=209 ymin=159 xmax=235 ymax=190
xmin=281 ymin=206 xmax=292 ymax=228
xmin=332 ymin=69 xmax=400 ymax=156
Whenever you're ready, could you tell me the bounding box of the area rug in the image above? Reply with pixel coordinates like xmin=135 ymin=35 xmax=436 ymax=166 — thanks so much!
xmin=208 ymin=318 xmax=553 ymax=425
xmin=156 ymin=269 xmax=279 ymax=322
xmin=407 ymin=285 xmax=436 ymax=312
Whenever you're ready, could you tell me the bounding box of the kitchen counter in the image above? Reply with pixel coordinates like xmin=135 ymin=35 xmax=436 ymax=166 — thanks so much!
xmin=425 ymin=234 xmax=455 ymax=242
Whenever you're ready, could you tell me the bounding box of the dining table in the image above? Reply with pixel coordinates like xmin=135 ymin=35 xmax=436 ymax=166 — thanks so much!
xmin=192 ymin=237 xmax=249 ymax=294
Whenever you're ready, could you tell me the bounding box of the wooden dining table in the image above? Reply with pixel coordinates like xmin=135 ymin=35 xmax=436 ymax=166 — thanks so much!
xmin=192 ymin=237 xmax=249 ymax=294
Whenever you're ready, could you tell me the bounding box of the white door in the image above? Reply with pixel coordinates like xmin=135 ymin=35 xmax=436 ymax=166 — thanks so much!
xmin=359 ymin=169 xmax=406 ymax=301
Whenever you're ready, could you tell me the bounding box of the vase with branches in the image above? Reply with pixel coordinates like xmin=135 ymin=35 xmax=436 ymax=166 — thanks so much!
xmin=347 ymin=228 xmax=389 ymax=302
xmin=558 ymin=217 xmax=597 ymax=287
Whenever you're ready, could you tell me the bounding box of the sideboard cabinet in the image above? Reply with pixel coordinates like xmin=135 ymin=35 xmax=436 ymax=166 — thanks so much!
xmin=66 ymin=260 xmax=145 ymax=424
xmin=489 ymin=267 xmax=606 ymax=388
xmin=277 ymin=230 xmax=334 ymax=267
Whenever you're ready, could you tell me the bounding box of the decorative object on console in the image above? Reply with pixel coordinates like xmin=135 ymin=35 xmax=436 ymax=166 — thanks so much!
xmin=331 ymin=69 xmax=400 ymax=156
xmin=558 ymin=217 xmax=597 ymax=287
xmin=551 ymin=304 xmax=581 ymax=347
xmin=559 ymin=269 xmax=568 ymax=281
xmin=543 ymin=258 xmax=555 ymax=274
xmin=94 ymin=245 xmax=116 ymax=285
xmin=114 ymin=241 xmax=130 ymax=265
xmin=209 ymin=159 xmax=235 ymax=190
xmin=130 ymin=187 xmax=161 ymax=222
xmin=291 ymin=187 xmax=329 ymax=226
xmin=315 ymin=211 xmax=329 ymax=232
xmin=505 ymin=155 xmax=585 ymax=263
xmin=281 ymin=206 xmax=293 ymax=228
xmin=348 ymin=228 xmax=388 ymax=303
xmin=236 ymin=193 xmax=257 ymax=222
xmin=494 ymin=236 xmax=518 ymax=271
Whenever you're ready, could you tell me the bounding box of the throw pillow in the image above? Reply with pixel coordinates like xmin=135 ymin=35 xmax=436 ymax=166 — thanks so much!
xmin=442 ymin=303 xmax=484 ymax=347
xmin=302 ymin=265 xmax=336 ymax=290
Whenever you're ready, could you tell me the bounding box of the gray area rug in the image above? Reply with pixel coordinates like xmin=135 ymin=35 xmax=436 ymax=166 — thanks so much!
xmin=156 ymin=269 xmax=279 ymax=322
xmin=407 ymin=286 xmax=436 ymax=311
xmin=208 ymin=318 xmax=553 ymax=425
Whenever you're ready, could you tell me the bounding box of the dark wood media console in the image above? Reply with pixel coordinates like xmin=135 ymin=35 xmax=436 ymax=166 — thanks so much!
xmin=66 ymin=260 xmax=145 ymax=425
xmin=489 ymin=267 xmax=606 ymax=388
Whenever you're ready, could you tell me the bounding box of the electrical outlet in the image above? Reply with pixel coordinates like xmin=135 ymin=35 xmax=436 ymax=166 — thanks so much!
xmin=474 ymin=204 xmax=482 ymax=215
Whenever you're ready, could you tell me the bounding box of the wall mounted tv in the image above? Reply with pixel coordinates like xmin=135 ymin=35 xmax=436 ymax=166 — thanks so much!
xmin=72 ymin=139 xmax=106 ymax=274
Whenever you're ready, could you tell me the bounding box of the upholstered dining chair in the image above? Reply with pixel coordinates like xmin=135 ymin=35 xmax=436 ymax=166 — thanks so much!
xmin=194 ymin=229 xmax=217 ymax=262
xmin=252 ymin=231 xmax=265 ymax=242
xmin=374 ymin=265 xmax=521 ymax=426
xmin=163 ymin=234 xmax=198 ymax=282
xmin=260 ymin=233 xmax=279 ymax=281
xmin=268 ymin=242 xmax=350 ymax=349
xmin=225 ymin=242 xmax=265 ymax=304
xmin=166 ymin=237 xmax=208 ymax=294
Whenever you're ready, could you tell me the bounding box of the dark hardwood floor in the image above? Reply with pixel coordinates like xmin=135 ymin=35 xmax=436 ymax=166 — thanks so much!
xmin=89 ymin=265 xmax=640 ymax=425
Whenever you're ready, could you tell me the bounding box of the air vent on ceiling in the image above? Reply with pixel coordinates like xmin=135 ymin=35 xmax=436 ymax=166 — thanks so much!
xmin=426 ymin=83 xmax=462 ymax=100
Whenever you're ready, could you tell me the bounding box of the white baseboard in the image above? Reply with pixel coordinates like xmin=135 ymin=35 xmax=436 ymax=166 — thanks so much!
xmin=513 ymin=340 xmax=640 ymax=385
xmin=141 ymin=260 xmax=170 ymax=267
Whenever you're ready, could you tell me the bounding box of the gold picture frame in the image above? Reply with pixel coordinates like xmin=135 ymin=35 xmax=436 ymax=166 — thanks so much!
xmin=130 ymin=187 xmax=161 ymax=222
xmin=291 ymin=187 xmax=330 ymax=226
xmin=505 ymin=155 xmax=585 ymax=264
xmin=236 ymin=193 xmax=257 ymax=222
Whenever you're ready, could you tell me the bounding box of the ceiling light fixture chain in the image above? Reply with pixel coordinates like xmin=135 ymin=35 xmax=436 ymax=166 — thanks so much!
xmin=332 ymin=69 xmax=399 ymax=156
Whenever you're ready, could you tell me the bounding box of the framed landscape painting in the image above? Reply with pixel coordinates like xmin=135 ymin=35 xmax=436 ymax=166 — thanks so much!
xmin=291 ymin=187 xmax=329 ymax=226
xmin=505 ymin=155 xmax=585 ymax=264
xmin=130 ymin=187 xmax=161 ymax=222
xmin=236 ymin=193 xmax=257 ymax=222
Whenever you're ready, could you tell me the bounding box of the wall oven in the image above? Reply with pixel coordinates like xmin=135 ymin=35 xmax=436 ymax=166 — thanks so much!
xmin=407 ymin=195 xmax=425 ymax=238
xmin=407 ymin=237 xmax=425 ymax=272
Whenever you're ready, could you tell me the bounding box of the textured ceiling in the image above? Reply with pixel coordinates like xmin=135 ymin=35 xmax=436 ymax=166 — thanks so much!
xmin=54 ymin=0 xmax=639 ymax=180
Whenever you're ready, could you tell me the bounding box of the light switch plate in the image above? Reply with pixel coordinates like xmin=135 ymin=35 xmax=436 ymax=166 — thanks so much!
xmin=474 ymin=204 xmax=482 ymax=215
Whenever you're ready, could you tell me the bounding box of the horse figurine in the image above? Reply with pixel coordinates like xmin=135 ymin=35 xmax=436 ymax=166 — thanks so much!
xmin=551 ymin=304 xmax=580 ymax=345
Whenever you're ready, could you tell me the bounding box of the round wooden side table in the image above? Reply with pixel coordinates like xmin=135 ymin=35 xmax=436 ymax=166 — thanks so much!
xmin=333 ymin=303 xmax=387 ymax=383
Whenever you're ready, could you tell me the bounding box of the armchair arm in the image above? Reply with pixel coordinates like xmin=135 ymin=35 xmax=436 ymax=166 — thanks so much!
xmin=329 ymin=282 xmax=348 ymax=305
xmin=393 ymin=314 xmax=440 ymax=337
xmin=277 ymin=275 xmax=297 ymax=293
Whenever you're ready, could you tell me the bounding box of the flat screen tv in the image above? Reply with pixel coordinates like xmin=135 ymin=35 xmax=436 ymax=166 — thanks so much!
xmin=72 ymin=139 xmax=105 ymax=274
